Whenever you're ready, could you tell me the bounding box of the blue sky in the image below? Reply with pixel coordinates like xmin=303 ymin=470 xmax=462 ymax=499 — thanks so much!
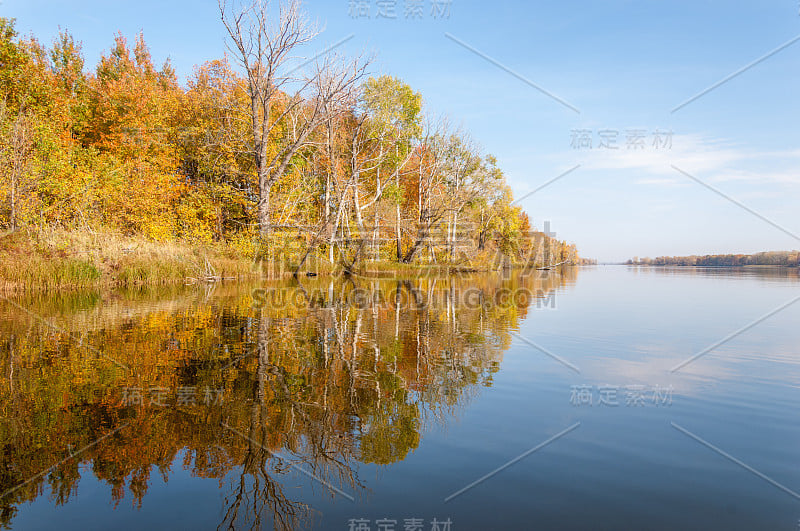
xmin=3 ymin=0 xmax=800 ymax=261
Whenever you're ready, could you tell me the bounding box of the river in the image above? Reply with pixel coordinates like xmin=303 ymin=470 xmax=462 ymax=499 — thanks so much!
xmin=1 ymin=266 xmax=798 ymax=530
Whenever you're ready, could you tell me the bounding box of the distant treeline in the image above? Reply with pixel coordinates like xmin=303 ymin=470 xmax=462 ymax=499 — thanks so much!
xmin=627 ymin=251 xmax=800 ymax=267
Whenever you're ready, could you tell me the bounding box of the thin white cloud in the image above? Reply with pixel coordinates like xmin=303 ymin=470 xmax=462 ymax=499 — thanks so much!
xmin=633 ymin=177 xmax=688 ymax=187
xmin=568 ymin=133 xmax=800 ymax=186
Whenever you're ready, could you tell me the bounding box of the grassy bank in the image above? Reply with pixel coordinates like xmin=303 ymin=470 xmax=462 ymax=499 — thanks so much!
xmin=0 ymin=229 xmax=567 ymax=292
xmin=0 ymin=228 xmax=256 ymax=292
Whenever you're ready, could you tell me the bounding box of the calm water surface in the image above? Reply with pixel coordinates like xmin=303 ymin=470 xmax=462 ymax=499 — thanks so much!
xmin=1 ymin=266 xmax=799 ymax=530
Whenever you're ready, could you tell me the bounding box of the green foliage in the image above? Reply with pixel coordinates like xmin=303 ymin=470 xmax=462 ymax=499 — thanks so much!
xmin=363 ymin=75 xmax=423 ymax=139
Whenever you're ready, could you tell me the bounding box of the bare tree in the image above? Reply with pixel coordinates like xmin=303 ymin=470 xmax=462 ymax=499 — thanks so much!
xmin=219 ymin=0 xmax=369 ymax=236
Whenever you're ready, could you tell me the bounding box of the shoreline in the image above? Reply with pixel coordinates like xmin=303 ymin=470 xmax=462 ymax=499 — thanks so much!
xmin=626 ymin=264 xmax=798 ymax=268
xmin=0 ymin=228 xmax=579 ymax=293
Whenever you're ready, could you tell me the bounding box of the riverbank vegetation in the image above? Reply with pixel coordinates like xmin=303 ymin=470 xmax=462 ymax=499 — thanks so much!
xmin=627 ymin=251 xmax=800 ymax=267
xmin=0 ymin=2 xmax=580 ymax=290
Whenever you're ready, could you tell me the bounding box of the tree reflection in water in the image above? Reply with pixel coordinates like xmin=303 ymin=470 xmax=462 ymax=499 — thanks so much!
xmin=0 ymin=269 xmax=577 ymax=529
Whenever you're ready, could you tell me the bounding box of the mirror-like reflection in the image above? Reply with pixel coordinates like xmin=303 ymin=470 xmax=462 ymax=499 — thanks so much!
xmin=0 ymin=268 xmax=578 ymax=529
xmin=626 ymin=264 xmax=800 ymax=283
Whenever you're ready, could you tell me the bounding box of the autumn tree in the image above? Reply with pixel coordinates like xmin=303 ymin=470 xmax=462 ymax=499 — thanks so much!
xmin=361 ymin=75 xmax=422 ymax=260
xmin=83 ymin=33 xmax=183 ymax=238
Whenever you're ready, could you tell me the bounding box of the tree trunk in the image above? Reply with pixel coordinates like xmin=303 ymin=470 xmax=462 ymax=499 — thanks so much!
xmin=478 ymin=209 xmax=485 ymax=250
xmin=394 ymin=171 xmax=402 ymax=261
xmin=372 ymin=213 xmax=379 ymax=262
xmin=353 ymin=175 xmax=364 ymax=230
xmin=451 ymin=211 xmax=458 ymax=260
xmin=258 ymin=178 xmax=271 ymax=236
xmin=402 ymin=226 xmax=428 ymax=263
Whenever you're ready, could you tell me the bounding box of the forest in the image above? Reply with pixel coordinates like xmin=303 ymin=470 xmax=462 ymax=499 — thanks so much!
xmin=0 ymin=2 xmax=579 ymax=290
